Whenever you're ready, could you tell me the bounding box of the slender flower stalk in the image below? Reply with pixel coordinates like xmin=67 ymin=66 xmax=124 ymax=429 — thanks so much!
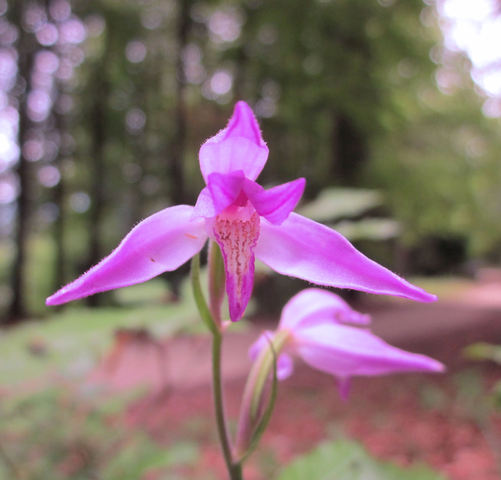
xmin=211 ymin=330 xmax=235 ymax=476
xmin=46 ymin=101 xmax=436 ymax=323
xmin=191 ymin=251 xmax=242 ymax=480
xmin=208 ymin=241 xmax=226 ymax=325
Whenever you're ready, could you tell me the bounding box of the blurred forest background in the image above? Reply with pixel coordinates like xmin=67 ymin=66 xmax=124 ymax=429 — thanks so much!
xmin=2 ymin=1 xmax=501 ymax=479
xmin=1 ymin=0 xmax=501 ymax=323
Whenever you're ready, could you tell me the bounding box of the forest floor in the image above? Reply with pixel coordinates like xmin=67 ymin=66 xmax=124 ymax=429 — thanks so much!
xmin=1 ymin=272 xmax=501 ymax=479
xmin=111 ymin=272 xmax=501 ymax=480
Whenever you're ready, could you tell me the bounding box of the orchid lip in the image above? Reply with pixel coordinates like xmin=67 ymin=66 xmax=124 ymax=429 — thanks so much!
xmin=213 ymin=203 xmax=260 ymax=322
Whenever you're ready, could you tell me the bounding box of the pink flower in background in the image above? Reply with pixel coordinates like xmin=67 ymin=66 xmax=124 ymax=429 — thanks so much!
xmin=47 ymin=101 xmax=436 ymax=321
xmin=250 ymin=289 xmax=444 ymax=398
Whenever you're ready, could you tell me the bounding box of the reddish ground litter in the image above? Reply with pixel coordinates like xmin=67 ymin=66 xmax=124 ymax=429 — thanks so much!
xmin=90 ymin=275 xmax=501 ymax=480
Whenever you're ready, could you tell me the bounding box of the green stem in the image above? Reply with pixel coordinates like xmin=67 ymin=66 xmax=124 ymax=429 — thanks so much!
xmin=191 ymin=252 xmax=241 ymax=478
xmin=208 ymin=241 xmax=225 ymax=325
xmin=212 ymin=332 xmax=241 ymax=479
xmin=229 ymin=463 xmax=243 ymax=480
xmin=191 ymin=254 xmax=218 ymax=335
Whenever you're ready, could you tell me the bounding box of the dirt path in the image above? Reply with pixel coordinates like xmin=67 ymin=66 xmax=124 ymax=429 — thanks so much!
xmin=140 ymin=297 xmax=501 ymax=391
xmin=168 ymin=274 xmax=501 ymax=389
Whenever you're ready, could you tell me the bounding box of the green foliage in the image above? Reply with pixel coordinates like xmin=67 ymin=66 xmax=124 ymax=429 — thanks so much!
xmin=464 ymin=342 xmax=501 ymax=365
xmin=463 ymin=344 xmax=501 ymax=411
xmin=5 ymin=0 xmax=501 ymax=319
xmin=298 ymin=188 xmax=383 ymax=223
xmin=0 ymin=279 xmax=200 ymax=387
xmin=335 ymin=218 xmax=400 ymax=242
xmin=368 ymin=55 xmax=501 ymax=255
xmin=102 ymin=440 xmax=199 ymax=479
xmin=277 ymin=440 xmax=445 ymax=480
xmin=297 ymin=187 xmax=400 ymax=243
xmin=0 ymin=389 xmax=199 ymax=480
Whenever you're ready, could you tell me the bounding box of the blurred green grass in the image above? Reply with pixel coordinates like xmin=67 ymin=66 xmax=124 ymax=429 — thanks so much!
xmin=0 ymin=386 xmax=200 ymax=480
xmin=0 ymin=279 xmax=201 ymax=388
xmin=0 ymin=275 xmax=207 ymax=479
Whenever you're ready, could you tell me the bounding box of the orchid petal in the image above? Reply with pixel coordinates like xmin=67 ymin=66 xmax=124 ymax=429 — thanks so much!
xmin=295 ymin=323 xmax=444 ymax=379
xmin=248 ymin=331 xmax=274 ymax=361
xmin=244 ymin=177 xmax=306 ymax=225
xmin=207 ymin=171 xmax=245 ymax=214
xmin=46 ymin=206 xmax=207 ymax=305
xmin=255 ymin=213 xmax=437 ymax=303
xmin=199 ymin=101 xmax=269 ymax=183
xmin=275 ymin=353 xmax=294 ymax=380
xmin=249 ymin=331 xmax=294 ymax=380
xmin=193 ymin=187 xmax=216 ymax=218
xmin=280 ymin=288 xmax=371 ymax=331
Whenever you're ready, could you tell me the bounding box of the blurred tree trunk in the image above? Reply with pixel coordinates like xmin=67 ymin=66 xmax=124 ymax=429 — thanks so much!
xmin=330 ymin=112 xmax=368 ymax=185
xmin=5 ymin=0 xmax=36 ymax=323
xmin=168 ymin=0 xmax=191 ymax=205
xmin=124 ymin=74 xmax=149 ymax=227
xmin=85 ymin=44 xmax=110 ymax=307
xmin=233 ymin=3 xmax=254 ymax=101
xmin=233 ymin=47 xmax=249 ymax=101
xmin=164 ymin=0 xmax=193 ymax=298
xmin=52 ymin=101 xmax=68 ymax=294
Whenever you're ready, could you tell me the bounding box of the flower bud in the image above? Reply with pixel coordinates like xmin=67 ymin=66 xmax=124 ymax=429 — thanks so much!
xmin=208 ymin=241 xmax=226 ymax=324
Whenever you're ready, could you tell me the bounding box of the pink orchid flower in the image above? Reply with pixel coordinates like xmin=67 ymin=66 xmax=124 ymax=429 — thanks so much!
xmin=250 ymin=288 xmax=444 ymax=398
xmin=46 ymin=101 xmax=435 ymax=322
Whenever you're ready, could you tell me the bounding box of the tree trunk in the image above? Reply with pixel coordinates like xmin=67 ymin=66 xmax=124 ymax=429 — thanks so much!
xmin=233 ymin=4 xmax=253 ymax=101
xmin=331 ymin=111 xmax=368 ymax=185
xmin=52 ymin=103 xmax=68 ymax=294
xmin=86 ymin=48 xmax=110 ymax=307
xmin=164 ymin=0 xmax=192 ymax=298
xmin=5 ymin=0 xmax=36 ymax=323
xmin=168 ymin=0 xmax=191 ymax=205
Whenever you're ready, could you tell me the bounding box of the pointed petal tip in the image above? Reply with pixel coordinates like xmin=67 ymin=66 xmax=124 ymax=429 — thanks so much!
xmin=409 ymin=289 xmax=438 ymax=303
xmin=233 ymin=100 xmax=258 ymax=121
xmin=429 ymin=359 xmax=446 ymax=373
xmin=228 ymin=292 xmax=247 ymax=322
xmin=45 ymin=296 xmax=57 ymax=306
xmin=46 ymin=289 xmax=71 ymax=306
xmin=234 ymin=100 xmax=252 ymax=112
xmin=405 ymin=352 xmax=445 ymax=374
xmin=199 ymin=101 xmax=268 ymax=182
xmin=228 ymin=100 xmax=266 ymax=145
xmin=45 ymin=285 xmax=91 ymax=306
xmin=401 ymin=280 xmax=437 ymax=303
xmin=425 ymin=292 xmax=438 ymax=303
xmin=228 ymin=292 xmax=252 ymax=322
xmin=354 ymin=313 xmax=372 ymax=325
xmin=229 ymin=308 xmax=244 ymax=322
